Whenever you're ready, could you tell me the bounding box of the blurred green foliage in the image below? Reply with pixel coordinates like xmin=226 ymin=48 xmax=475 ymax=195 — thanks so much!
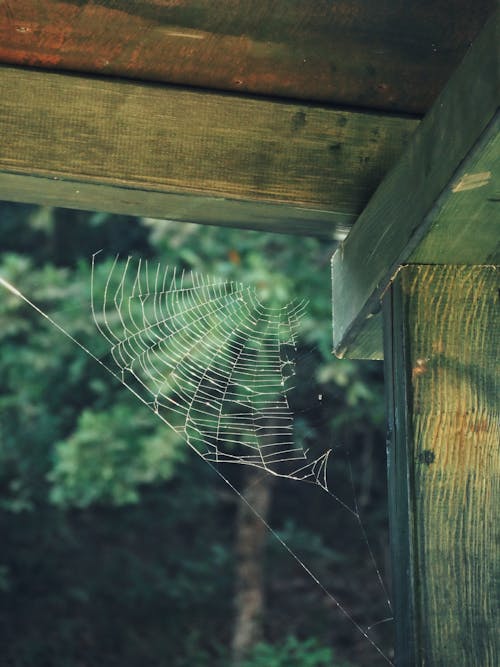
xmin=49 ymin=405 xmax=185 ymax=507
xmin=0 ymin=204 xmax=391 ymax=666
xmin=241 ymin=636 xmax=353 ymax=667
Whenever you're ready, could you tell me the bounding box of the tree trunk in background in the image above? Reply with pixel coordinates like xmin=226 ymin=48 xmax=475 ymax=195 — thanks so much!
xmin=232 ymin=467 xmax=274 ymax=665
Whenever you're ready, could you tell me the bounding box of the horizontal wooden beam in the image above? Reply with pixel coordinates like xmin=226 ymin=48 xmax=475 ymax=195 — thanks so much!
xmin=0 ymin=65 xmax=417 ymax=238
xmin=0 ymin=1 xmax=494 ymax=114
xmin=331 ymin=11 xmax=499 ymax=358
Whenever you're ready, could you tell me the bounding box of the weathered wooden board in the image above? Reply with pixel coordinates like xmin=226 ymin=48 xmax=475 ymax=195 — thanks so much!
xmin=331 ymin=11 xmax=499 ymax=357
xmin=0 ymin=64 xmax=417 ymax=237
xmin=0 ymin=1 xmax=495 ymax=114
xmin=384 ymin=265 xmax=499 ymax=666
xmin=410 ymin=116 xmax=499 ymax=264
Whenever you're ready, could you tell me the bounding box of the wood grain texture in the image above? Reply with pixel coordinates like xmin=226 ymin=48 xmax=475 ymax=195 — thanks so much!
xmin=384 ymin=265 xmax=499 ymax=667
xmin=0 ymin=1 xmax=494 ymax=114
xmin=0 ymin=64 xmax=417 ymax=237
xmin=331 ymin=11 xmax=499 ymax=357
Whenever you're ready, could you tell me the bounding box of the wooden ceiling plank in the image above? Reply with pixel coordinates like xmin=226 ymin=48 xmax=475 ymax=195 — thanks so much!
xmin=331 ymin=11 xmax=499 ymax=358
xmin=0 ymin=64 xmax=417 ymax=238
xmin=0 ymin=0 xmax=495 ymax=114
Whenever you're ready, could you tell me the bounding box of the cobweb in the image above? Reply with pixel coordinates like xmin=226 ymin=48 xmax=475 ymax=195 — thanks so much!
xmin=91 ymin=254 xmax=331 ymax=488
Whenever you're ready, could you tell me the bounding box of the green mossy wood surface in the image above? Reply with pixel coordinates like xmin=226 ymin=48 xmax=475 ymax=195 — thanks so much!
xmin=410 ymin=114 xmax=499 ymax=264
xmin=384 ymin=265 xmax=499 ymax=667
xmin=331 ymin=11 xmax=499 ymax=358
xmin=0 ymin=65 xmax=417 ymax=238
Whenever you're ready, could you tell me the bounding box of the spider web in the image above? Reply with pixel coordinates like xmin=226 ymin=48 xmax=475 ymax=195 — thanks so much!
xmin=0 ymin=255 xmax=394 ymax=665
xmin=91 ymin=254 xmax=331 ymax=488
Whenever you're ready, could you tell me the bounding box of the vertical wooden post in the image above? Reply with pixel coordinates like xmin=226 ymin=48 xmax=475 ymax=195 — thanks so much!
xmin=383 ymin=265 xmax=499 ymax=666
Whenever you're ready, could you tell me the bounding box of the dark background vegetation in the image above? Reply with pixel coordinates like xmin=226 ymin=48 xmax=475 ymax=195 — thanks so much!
xmin=0 ymin=204 xmax=392 ymax=666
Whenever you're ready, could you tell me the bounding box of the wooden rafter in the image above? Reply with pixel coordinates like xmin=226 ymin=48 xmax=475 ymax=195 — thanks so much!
xmin=0 ymin=64 xmax=417 ymax=237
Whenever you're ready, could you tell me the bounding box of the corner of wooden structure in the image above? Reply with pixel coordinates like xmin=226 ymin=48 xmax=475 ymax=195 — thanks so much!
xmin=331 ymin=9 xmax=499 ymax=359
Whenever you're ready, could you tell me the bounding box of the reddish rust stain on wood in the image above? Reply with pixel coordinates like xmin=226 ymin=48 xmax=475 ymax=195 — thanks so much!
xmin=412 ymin=357 xmax=429 ymax=378
xmin=0 ymin=1 xmax=495 ymax=113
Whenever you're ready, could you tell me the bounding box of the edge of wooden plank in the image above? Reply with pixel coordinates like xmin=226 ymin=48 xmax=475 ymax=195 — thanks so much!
xmin=0 ymin=173 xmax=353 ymax=239
xmin=382 ymin=277 xmax=419 ymax=665
xmin=331 ymin=10 xmax=499 ymax=358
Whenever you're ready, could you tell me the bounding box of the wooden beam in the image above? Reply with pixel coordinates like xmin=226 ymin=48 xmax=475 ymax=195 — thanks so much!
xmin=331 ymin=11 xmax=499 ymax=357
xmin=410 ymin=118 xmax=499 ymax=263
xmin=384 ymin=265 xmax=499 ymax=666
xmin=0 ymin=64 xmax=417 ymax=238
xmin=0 ymin=1 xmax=494 ymax=114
